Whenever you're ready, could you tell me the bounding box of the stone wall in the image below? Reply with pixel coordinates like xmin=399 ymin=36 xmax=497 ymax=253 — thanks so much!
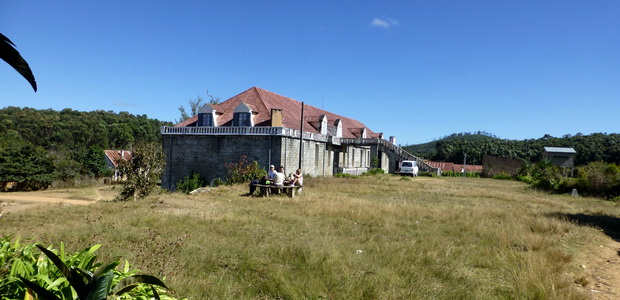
xmin=162 ymin=134 xmax=375 ymax=190
xmin=162 ymin=135 xmax=282 ymax=190
xmin=481 ymin=154 xmax=523 ymax=177
xmin=278 ymin=137 xmax=345 ymax=177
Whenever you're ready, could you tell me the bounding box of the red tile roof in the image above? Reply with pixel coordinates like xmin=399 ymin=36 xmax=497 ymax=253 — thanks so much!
xmin=176 ymin=87 xmax=381 ymax=139
xmin=104 ymin=150 xmax=132 ymax=167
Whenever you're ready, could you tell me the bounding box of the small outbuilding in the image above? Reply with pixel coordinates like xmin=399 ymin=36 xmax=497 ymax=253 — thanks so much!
xmin=104 ymin=150 xmax=132 ymax=181
xmin=543 ymin=147 xmax=576 ymax=168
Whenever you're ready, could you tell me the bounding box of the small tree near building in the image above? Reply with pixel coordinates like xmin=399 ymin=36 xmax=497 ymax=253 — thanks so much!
xmin=115 ymin=142 xmax=164 ymax=201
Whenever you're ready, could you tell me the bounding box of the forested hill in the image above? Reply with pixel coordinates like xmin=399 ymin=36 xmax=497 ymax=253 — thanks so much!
xmin=0 ymin=107 xmax=171 ymax=184
xmin=403 ymin=132 xmax=500 ymax=160
xmin=403 ymin=132 xmax=620 ymax=166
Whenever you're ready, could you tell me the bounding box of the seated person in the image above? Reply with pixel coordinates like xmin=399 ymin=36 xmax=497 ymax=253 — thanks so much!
xmin=289 ymin=168 xmax=303 ymax=186
xmin=261 ymin=165 xmax=276 ymax=184
xmin=267 ymin=165 xmax=276 ymax=180
xmin=272 ymin=167 xmax=285 ymax=186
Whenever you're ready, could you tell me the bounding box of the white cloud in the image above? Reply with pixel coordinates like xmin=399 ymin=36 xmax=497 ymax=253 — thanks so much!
xmin=114 ymin=102 xmax=138 ymax=107
xmin=371 ymin=17 xmax=398 ymax=29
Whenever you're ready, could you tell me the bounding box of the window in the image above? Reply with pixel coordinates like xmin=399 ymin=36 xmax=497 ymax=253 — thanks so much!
xmin=233 ymin=112 xmax=251 ymax=126
xmin=315 ymin=144 xmax=320 ymax=167
xmin=198 ymin=113 xmax=213 ymax=126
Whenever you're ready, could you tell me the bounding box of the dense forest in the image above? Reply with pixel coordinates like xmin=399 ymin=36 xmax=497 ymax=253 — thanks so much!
xmin=403 ymin=132 xmax=620 ymax=166
xmin=0 ymin=107 xmax=171 ymax=189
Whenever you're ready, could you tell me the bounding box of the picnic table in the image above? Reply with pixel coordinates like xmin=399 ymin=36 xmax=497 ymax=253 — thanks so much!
xmin=251 ymin=184 xmax=303 ymax=198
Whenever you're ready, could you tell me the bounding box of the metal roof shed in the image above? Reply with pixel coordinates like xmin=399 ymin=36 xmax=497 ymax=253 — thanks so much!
xmin=543 ymin=147 xmax=576 ymax=168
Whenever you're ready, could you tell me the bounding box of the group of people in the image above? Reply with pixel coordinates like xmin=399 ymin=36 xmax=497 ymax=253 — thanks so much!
xmin=249 ymin=165 xmax=303 ymax=195
xmin=267 ymin=165 xmax=303 ymax=187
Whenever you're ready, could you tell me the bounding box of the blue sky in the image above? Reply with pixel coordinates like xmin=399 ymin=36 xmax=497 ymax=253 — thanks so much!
xmin=1 ymin=1 xmax=618 ymax=145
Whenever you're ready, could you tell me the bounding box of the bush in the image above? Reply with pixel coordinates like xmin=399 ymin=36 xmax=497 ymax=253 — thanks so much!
xmin=516 ymin=175 xmax=534 ymax=184
xmin=362 ymin=168 xmax=385 ymax=176
xmin=575 ymin=162 xmax=620 ymax=198
xmin=0 ymin=236 xmax=176 ymax=299
xmin=224 ymin=156 xmax=266 ymax=185
xmin=116 ymin=142 xmax=165 ymax=201
xmin=176 ymin=172 xmax=204 ymax=194
xmin=492 ymin=172 xmax=513 ymax=180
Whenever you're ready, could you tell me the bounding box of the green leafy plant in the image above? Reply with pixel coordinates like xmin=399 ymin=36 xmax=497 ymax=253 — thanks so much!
xmin=116 ymin=142 xmax=165 ymax=201
xmin=492 ymin=172 xmax=513 ymax=180
xmin=371 ymin=157 xmax=380 ymax=169
xmin=224 ymin=156 xmax=266 ymax=185
xmin=176 ymin=172 xmax=204 ymax=194
xmin=19 ymin=245 xmax=169 ymax=300
xmin=0 ymin=237 xmax=178 ymax=300
xmin=362 ymin=168 xmax=385 ymax=176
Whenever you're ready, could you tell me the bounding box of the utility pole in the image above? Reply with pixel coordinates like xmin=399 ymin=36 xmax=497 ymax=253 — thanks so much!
xmin=299 ymin=101 xmax=304 ymax=170
xmin=463 ymin=153 xmax=467 ymax=177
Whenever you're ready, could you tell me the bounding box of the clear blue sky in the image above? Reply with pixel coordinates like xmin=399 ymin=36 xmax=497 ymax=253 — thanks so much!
xmin=1 ymin=1 xmax=618 ymax=145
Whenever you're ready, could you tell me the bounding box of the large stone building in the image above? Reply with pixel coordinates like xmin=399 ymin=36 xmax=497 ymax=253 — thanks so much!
xmin=161 ymin=87 xmax=426 ymax=190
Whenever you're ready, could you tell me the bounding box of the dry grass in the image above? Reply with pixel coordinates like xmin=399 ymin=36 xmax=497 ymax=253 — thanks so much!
xmin=1 ymin=176 xmax=618 ymax=299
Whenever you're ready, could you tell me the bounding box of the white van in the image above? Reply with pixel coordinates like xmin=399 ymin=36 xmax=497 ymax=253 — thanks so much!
xmin=399 ymin=160 xmax=418 ymax=176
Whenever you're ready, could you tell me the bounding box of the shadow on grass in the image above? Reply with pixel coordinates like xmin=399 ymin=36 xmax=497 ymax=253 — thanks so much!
xmin=549 ymin=212 xmax=620 ymax=243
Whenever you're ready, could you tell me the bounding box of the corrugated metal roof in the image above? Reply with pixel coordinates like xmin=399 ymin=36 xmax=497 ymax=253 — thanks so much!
xmin=543 ymin=147 xmax=576 ymax=154
xmin=104 ymin=150 xmax=132 ymax=167
xmin=175 ymin=87 xmax=381 ymax=139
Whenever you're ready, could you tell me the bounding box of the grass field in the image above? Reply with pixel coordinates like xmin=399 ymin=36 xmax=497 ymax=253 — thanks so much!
xmin=1 ymin=175 xmax=618 ymax=299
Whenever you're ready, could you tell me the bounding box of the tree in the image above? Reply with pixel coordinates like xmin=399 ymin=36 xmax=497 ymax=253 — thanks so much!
xmin=0 ymin=33 xmax=36 ymax=91
xmin=82 ymin=146 xmax=108 ymax=178
xmin=116 ymin=142 xmax=165 ymax=201
xmin=0 ymin=141 xmax=55 ymax=190
xmin=176 ymin=90 xmax=220 ymax=123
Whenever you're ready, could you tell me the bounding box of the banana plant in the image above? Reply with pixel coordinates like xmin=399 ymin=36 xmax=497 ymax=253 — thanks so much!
xmin=19 ymin=245 xmax=168 ymax=300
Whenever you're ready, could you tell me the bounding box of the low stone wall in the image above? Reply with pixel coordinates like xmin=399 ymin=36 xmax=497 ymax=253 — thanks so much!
xmin=482 ymin=154 xmax=523 ymax=177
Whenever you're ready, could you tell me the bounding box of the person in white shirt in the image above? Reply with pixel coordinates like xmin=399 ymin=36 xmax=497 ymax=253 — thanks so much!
xmin=272 ymin=166 xmax=285 ymax=186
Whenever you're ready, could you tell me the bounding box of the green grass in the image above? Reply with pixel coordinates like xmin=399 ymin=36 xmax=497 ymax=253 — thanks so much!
xmin=1 ymin=175 xmax=618 ymax=299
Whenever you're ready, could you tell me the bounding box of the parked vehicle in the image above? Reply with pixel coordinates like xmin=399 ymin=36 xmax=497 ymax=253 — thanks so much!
xmin=399 ymin=160 xmax=418 ymax=176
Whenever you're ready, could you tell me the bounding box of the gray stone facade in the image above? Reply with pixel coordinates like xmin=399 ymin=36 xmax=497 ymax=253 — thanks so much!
xmin=161 ymin=131 xmax=372 ymax=190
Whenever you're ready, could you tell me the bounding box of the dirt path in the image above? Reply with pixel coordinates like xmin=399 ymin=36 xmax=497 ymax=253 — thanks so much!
xmin=585 ymin=239 xmax=620 ymax=299
xmin=0 ymin=194 xmax=95 ymax=213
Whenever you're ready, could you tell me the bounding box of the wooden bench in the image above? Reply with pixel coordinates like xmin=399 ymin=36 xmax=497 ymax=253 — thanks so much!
xmin=251 ymin=184 xmax=303 ymax=198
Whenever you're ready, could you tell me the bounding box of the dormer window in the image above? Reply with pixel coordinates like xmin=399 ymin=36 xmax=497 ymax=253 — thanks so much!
xmin=233 ymin=102 xmax=255 ymax=127
xmin=197 ymin=104 xmax=220 ymax=127
xmin=198 ymin=113 xmax=214 ymax=126
xmin=319 ymin=115 xmax=328 ymax=135
xmin=234 ymin=112 xmax=251 ymax=126
xmin=334 ymin=119 xmax=343 ymax=138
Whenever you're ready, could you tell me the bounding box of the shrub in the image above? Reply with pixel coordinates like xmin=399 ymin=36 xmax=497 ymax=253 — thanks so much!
xmin=0 ymin=236 xmax=176 ymax=299
xmin=224 ymin=156 xmax=266 ymax=185
xmin=575 ymin=162 xmax=620 ymax=198
xmin=176 ymin=172 xmax=204 ymax=194
xmin=116 ymin=142 xmax=165 ymax=201
xmin=493 ymin=172 xmax=513 ymax=180
xmin=362 ymin=168 xmax=385 ymax=176
xmin=516 ymin=175 xmax=534 ymax=184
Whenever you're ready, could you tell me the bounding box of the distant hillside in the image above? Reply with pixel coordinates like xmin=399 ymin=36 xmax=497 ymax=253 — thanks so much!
xmin=402 ymin=132 xmax=620 ymax=166
xmin=403 ymin=132 xmax=500 ymax=160
xmin=0 ymin=106 xmax=172 ymax=184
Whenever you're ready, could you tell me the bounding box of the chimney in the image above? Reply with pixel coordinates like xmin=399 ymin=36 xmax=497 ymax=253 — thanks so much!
xmin=389 ymin=136 xmax=396 ymax=144
xmin=271 ymin=109 xmax=283 ymax=127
